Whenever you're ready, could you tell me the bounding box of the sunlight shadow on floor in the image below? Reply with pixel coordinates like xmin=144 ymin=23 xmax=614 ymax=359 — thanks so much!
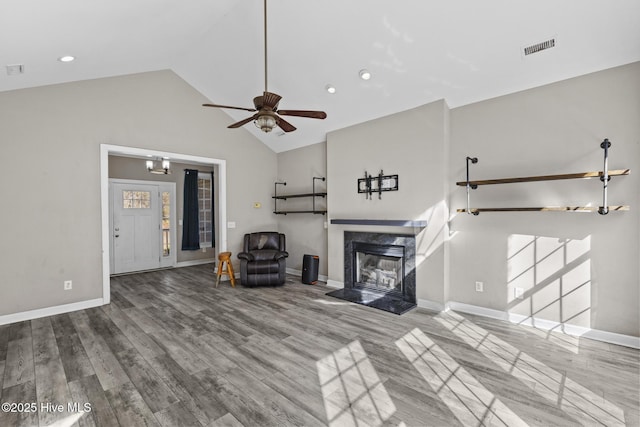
xmin=316 ymin=340 xmax=398 ymax=426
xmin=435 ymin=312 xmax=625 ymax=426
xmin=395 ymin=328 xmax=527 ymax=426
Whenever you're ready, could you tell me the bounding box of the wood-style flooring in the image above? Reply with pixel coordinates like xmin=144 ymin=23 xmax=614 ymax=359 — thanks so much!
xmin=0 ymin=264 xmax=638 ymax=426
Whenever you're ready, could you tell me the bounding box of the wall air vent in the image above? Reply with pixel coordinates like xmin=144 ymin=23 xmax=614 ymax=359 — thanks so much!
xmin=6 ymin=64 xmax=25 ymax=76
xmin=523 ymin=38 xmax=556 ymax=56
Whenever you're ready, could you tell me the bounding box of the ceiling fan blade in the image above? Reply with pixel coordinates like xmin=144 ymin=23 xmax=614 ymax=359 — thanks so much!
xmin=277 ymin=116 xmax=297 ymax=133
xmin=227 ymin=114 xmax=258 ymax=129
xmin=277 ymin=109 xmax=327 ymax=119
xmin=203 ymin=103 xmax=256 ymax=113
xmin=262 ymin=91 xmax=282 ymax=109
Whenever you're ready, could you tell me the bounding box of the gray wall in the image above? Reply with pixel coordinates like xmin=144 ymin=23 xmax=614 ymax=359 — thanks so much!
xmin=449 ymin=62 xmax=639 ymax=336
xmin=108 ymin=156 xmax=217 ymax=264
xmin=276 ymin=142 xmax=328 ymax=275
xmin=0 ymin=70 xmax=277 ymax=317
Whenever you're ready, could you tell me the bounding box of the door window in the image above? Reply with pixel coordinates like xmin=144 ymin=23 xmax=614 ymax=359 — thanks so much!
xmin=123 ymin=191 xmax=151 ymax=209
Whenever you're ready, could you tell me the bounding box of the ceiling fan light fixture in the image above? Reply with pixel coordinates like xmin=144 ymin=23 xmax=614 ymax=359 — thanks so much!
xmin=359 ymin=69 xmax=371 ymax=80
xmin=255 ymin=115 xmax=277 ymax=132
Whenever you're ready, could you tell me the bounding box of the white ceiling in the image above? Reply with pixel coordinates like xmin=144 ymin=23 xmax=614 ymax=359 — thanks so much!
xmin=2 ymin=0 xmax=639 ymax=153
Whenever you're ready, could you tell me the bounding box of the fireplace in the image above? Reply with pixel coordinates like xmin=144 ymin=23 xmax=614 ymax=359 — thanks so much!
xmin=353 ymin=242 xmax=404 ymax=294
xmin=327 ymin=231 xmax=416 ymax=314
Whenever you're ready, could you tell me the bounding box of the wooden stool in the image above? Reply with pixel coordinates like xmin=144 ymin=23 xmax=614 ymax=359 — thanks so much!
xmin=216 ymin=252 xmax=236 ymax=287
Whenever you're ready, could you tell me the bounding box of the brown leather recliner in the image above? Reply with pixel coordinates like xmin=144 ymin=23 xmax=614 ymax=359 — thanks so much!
xmin=237 ymin=232 xmax=288 ymax=286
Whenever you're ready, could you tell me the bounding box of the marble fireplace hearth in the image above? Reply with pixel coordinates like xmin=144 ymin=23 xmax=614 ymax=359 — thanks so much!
xmin=326 ymin=231 xmax=417 ymax=315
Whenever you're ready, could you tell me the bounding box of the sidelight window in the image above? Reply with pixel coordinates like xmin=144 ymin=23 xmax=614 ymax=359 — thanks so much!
xmin=198 ymin=174 xmax=213 ymax=247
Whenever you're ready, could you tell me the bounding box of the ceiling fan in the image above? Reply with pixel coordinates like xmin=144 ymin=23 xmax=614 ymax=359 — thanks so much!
xmin=203 ymin=0 xmax=327 ymax=133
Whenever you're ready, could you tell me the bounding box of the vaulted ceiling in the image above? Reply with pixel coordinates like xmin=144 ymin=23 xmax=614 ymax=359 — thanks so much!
xmin=2 ymin=0 xmax=639 ymax=152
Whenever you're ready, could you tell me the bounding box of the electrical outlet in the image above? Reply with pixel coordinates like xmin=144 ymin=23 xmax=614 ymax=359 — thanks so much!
xmin=475 ymin=281 xmax=484 ymax=292
xmin=64 ymin=280 xmax=72 ymax=290
xmin=227 ymin=221 xmax=236 ymax=229
xmin=514 ymin=287 xmax=525 ymax=300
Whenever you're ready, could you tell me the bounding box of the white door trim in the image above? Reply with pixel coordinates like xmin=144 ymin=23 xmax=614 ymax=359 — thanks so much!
xmin=100 ymin=144 xmax=227 ymax=304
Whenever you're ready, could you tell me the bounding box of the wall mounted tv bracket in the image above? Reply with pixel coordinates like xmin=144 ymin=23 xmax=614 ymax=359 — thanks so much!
xmin=358 ymin=170 xmax=399 ymax=200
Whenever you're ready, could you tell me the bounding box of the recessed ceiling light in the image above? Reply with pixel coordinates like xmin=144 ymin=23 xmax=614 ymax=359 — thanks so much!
xmin=58 ymin=56 xmax=75 ymax=63
xmin=359 ymin=69 xmax=371 ymax=80
xmin=325 ymin=84 xmax=336 ymax=94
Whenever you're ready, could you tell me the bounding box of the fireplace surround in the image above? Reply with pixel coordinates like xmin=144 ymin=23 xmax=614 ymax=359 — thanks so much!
xmin=326 ymin=231 xmax=416 ymax=314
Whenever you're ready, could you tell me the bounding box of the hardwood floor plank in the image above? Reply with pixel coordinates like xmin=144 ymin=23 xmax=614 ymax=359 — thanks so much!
xmin=54 ymin=330 xmax=98 ymax=383
xmin=208 ymin=412 xmax=244 ymax=427
xmin=68 ymin=374 xmax=119 ymax=427
xmin=0 ymin=325 xmax=9 ymax=361
xmin=86 ymin=308 xmax=136 ymax=355
xmin=197 ymin=334 xmax=275 ymax=381
xmin=2 ymin=336 xmax=34 ymax=389
xmin=7 ymin=321 xmax=31 ymax=341
xmin=0 ymin=359 xmax=4 ymax=400
xmin=193 ymin=369 xmax=282 ymax=427
xmin=147 ymin=328 xmax=208 ymax=375
xmin=261 ymin=370 xmax=326 ymax=423
xmin=0 ymin=380 xmax=38 ymax=427
xmin=147 ymin=354 xmax=228 ymax=425
xmin=382 ymin=378 xmax=463 ymax=427
xmin=105 ymin=381 xmax=160 ymax=427
xmin=32 ymin=317 xmax=75 ymax=427
xmin=221 ymin=367 xmax=326 ymax=427
xmin=110 ymin=290 xmax=135 ymax=310
xmin=69 ymin=311 xmax=130 ymax=391
xmin=104 ymin=306 xmax=166 ymax=360
xmin=154 ymin=401 xmax=202 ymax=427
xmin=114 ymin=348 xmax=178 ymax=413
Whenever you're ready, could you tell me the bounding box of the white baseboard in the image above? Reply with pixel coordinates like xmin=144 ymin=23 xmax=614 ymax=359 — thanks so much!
xmin=446 ymin=300 xmax=640 ymax=350
xmin=0 ymin=298 xmax=105 ymax=326
xmin=447 ymin=301 xmax=509 ymax=321
xmin=326 ymin=280 xmax=344 ymax=289
xmin=286 ymin=268 xmax=329 ymax=283
xmin=417 ymin=299 xmax=445 ymax=313
xmin=175 ymin=259 xmax=215 ymax=268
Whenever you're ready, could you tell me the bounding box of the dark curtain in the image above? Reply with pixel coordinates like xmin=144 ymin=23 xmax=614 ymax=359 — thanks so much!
xmin=210 ymin=171 xmax=215 ymax=247
xmin=181 ymin=169 xmax=200 ymax=250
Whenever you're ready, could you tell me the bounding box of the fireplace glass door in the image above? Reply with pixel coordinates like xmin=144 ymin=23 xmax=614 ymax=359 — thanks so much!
xmin=354 ymin=243 xmax=404 ymax=294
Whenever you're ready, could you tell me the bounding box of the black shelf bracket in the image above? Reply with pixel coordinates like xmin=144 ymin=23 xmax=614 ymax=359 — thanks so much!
xmin=274 ymin=181 xmax=286 ymax=213
xmin=466 ymin=156 xmax=479 ymax=215
xmin=599 ymin=138 xmax=612 ymax=215
xmin=313 ymin=176 xmax=325 ymax=212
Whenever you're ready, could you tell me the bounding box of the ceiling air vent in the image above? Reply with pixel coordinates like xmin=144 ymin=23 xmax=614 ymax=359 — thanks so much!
xmin=523 ymin=38 xmax=556 ymax=56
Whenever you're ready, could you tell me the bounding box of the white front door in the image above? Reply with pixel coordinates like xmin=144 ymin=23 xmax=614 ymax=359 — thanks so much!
xmin=111 ymin=182 xmax=161 ymax=274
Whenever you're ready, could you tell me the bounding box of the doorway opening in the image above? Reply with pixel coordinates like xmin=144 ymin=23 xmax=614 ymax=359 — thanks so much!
xmin=100 ymin=144 xmax=227 ymax=304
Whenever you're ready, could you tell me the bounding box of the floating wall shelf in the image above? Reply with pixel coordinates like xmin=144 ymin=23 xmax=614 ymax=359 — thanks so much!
xmin=457 ymin=206 xmax=630 ymax=214
xmin=458 ymin=139 xmax=630 ymax=215
xmin=273 ymin=177 xmax=327 ymax=215
xmin=455 ymin=169 xmax=630 ymax=187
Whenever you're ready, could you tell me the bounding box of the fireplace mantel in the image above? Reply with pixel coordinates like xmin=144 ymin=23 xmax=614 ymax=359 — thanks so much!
xmin=330 ymin=219 xmax=427 ymax=227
